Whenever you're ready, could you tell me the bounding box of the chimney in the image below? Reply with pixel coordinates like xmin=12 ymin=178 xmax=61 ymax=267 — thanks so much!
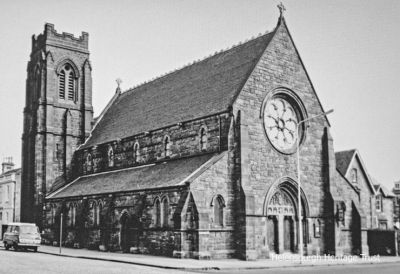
xmin=2 ymin=157 xmax=14 ymax=174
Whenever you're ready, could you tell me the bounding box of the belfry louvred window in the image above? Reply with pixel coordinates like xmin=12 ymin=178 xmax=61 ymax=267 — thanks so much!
xmin=68 ymin=71 xmax=74 ymax=100
xmin=59 ymin=64 xmax=75 ymax=101
xmin=59 ymin=70 xmax=65 ymax=99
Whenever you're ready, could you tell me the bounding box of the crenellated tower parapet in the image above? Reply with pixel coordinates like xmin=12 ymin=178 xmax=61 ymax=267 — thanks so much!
xmin=31 ymin=23 xmax=89 ymax=55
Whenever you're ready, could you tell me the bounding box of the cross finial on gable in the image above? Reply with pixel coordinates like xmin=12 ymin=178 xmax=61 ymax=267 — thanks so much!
xmin=277 ymin=2 xmax=286 ymax=17
xmin=116 ymin=78 xmax=122 ymax=88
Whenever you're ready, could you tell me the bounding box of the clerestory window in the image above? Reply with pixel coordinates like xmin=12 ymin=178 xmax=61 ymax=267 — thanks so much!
xmin=86 ymin=153 xmax=93 ymax=172
xmin=133 ymin=142 xmax=140 ymax=163
xmin=164 ymin=136 xmax=171 ymax=157
xmin=200 ymin=127 xmax=207 ymax=150
xmin=108 ymin=147 xmax=114 ymax=167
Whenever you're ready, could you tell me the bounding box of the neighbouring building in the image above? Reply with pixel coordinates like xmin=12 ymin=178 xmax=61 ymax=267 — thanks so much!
xmin=392 ymin=180 xmax=400 ymax=225
xmin=0 ymin=157 xmax=21 ymax=238
xmin=20 ymin=8 xmax=397 ymax=259
xmin=373 ymin=184 xmax=395 ymax=230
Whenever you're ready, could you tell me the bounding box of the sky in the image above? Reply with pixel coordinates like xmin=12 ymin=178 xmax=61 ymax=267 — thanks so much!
xmin=0 ymin=0 xmax=399 ymax=189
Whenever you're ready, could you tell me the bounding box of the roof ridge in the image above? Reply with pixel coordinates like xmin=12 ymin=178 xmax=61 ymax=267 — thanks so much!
xmin=335 ymin=149 xmax=356 ymax=154
xmin=122 ymin=30 xmax=271 ymax=95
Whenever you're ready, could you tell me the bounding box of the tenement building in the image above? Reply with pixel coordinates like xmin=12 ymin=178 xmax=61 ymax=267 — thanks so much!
xmin=0 ymin=157 xmax=21 ymax=238
xmin=21 ymin=10 xmax=396 ymax=259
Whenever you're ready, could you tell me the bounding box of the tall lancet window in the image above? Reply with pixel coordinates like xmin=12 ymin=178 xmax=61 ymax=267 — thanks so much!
xmin=108 ymin=147 xmax=114 ymax=167
xmin=59 ymin=64 xmax=75 ymax=101
xmin=200 ymin=127 xmax=207 ymax=150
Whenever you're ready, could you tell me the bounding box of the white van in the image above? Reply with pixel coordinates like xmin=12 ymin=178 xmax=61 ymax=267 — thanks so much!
xmin=3 ymin=222 xmax=41 ymax=252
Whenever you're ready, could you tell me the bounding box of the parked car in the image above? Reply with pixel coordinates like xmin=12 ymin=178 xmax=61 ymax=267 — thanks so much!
xmin=3 ymin=222 xmax=41 ymax=252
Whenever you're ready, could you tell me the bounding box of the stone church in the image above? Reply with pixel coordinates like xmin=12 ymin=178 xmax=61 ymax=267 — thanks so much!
xmin=20 ymin=11 xmax=395 ymax=259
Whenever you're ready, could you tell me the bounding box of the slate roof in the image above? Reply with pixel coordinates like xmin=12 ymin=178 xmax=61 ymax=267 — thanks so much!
xmin=81 ymin=30 xmax=275 ymax=149
xmin=373 ymin=183 xmax=395 ymax=198
xmin=335 ymin=149 xmax=356 ymax=176
xmin=47 ymin=153 xmax=217 ymax=199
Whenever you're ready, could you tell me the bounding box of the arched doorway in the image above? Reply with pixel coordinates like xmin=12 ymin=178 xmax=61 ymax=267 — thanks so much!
xmin=120 ymin=211 xmax=130 ymax=252
xmin=119 ymin=211 xmax=141 ymax=253
xmin=265 ymin=181 xmax=309 ymax=254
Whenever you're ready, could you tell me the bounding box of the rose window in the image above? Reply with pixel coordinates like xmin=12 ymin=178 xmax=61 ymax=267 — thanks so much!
xmin=263 ymin=97 xmax=300 ymax=153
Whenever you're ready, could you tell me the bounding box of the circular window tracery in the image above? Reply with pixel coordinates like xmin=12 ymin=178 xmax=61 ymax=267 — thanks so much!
xmin=263 ymin=92 xmax=305 ymax=154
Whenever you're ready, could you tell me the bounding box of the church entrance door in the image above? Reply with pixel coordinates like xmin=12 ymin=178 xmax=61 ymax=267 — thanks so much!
xmin=283 ymin=216 xmax=294 ymax=252
xmin=266 ymin=190 xmax=297 ymax=254
xmin=267 ymin=216 xmax=279 ymax=253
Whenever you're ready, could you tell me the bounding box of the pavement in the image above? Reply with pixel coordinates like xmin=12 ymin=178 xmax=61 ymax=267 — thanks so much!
xmin=37 ymin=245 xmax=400 ymax=271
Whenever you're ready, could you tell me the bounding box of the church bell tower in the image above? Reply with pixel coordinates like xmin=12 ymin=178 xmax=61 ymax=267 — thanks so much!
xmin=21 ymin=23 xmax=93 ymax=226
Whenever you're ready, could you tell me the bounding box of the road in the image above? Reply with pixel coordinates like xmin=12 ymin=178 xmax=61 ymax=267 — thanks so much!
xmin=1 ymin=247 xmax=399 ymax=274
xmin=0 ymin=248 xmax=194 ymax=274
xmin=197 ymin=262 xmax=400 ymax=274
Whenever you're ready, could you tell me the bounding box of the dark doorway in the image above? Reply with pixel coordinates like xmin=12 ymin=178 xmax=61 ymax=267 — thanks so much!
xmin=351 ymin=203 xmax=361 ymax=255
xmin=284 ymin=216 xmax=294 ymax=252
xmin=120 ymin=212 xmax=130 ymax=252
xmin=267 ymin=216 xmax=278 ymax=253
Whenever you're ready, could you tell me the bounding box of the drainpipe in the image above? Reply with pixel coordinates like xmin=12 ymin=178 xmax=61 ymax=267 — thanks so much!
xmin=12 ymin=181 xmax=16 ymax=222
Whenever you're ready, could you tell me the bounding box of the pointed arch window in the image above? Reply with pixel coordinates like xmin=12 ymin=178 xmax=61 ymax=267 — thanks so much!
xmin=164 ymin=136 xmax=171 ymax=157
xmin=212 ymin=195 xmax=225 ymax=227
xmin=133 ymin=142 xmax=140 ymax=163
xmin=108 ymin=147 xmax=114 ymax=167
xmin=58 ymin=64 xmax=76 ymax=101
xmin=96 ymin=202 xmax=102 ymax=226
xmin=200 ymin=127 xmax=207 ymax=150
xmin=67 ymin=204 xmax=76 ymax=227
xmin=90 ymin=201 xmax=98 ymax=226
xmin=51 ymin=205 xmax=56 ymax=225
xmin=155 ymin=198 xmax=161 ymax=227
xmin=161 ymin=197 xmax=169 ymax=227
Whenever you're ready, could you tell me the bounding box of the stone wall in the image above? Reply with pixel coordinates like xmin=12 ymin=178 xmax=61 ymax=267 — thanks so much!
xmin=231 ymin=19 xmax=332 ymax=259
xmin=74 ymin=113 xmax=230 ymax=179
xmin=44 ymin=186 xmax=196 ymax=257
xmin=190 ymin=151 xmax=236 ymax=259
